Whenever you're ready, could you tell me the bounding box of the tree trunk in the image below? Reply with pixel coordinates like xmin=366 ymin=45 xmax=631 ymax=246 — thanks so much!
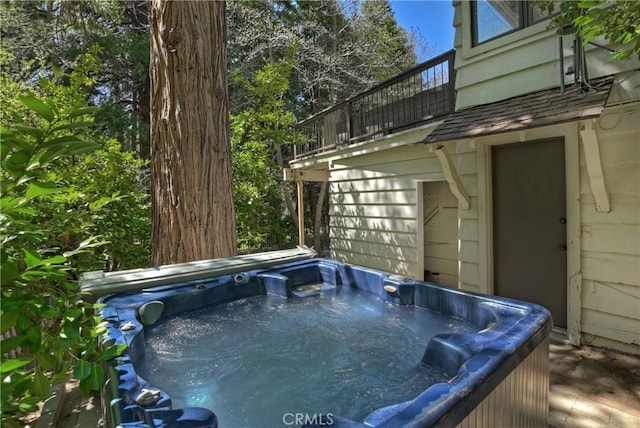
xmin=137 ymin=74 xmax=151 ymax=159
xmin=149 ymin=0 xmax=236 ymax=265
xmin=128 ymin=0 xmax=151 ymax=159
xmin=276 ymin=146 xmax=298 ymax=231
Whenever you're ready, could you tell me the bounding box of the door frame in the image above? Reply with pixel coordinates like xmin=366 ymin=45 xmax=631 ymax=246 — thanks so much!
xmin=476 ymin=123 xmax=582 ymax=345
xmin=416 ymin=179 xmax=453 ymax=285
xmin=417 ymin=180 xmax=460 ymax=287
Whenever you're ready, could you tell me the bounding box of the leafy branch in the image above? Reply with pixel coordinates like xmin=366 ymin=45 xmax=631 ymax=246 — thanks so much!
xmin=537 ymin=0 xmax=640 ymax=61
xmin=1 ymin=95 xmax=124 ymax=427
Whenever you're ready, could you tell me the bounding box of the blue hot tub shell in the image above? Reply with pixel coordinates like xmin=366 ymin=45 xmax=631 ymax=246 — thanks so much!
xmin=97 ymin=258 xmax=552 ymax=428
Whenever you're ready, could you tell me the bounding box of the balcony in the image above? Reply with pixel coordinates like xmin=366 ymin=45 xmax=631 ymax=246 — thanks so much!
xmin=294 ymin=50 xmax=455 ymax=160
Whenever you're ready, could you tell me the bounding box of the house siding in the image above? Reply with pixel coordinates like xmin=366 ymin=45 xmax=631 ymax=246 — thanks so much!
xmin=446 ymin=144 xmax=480 ymax=292
xmin=452 ymin=1 xmax=640 ymax=110
xmin=328 ymin=142 xmax=480 ymax=291
xmin=579 ymin=106 xmax=640 ymax=351
xmin=329 ymin=147 xmax=427 ymax=277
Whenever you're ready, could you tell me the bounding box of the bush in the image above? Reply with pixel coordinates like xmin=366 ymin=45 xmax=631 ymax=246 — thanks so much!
xmin=0 ymin=96 xmax=127 ymax=426
xmin=34 ymin=139 xmax=151 ymax=272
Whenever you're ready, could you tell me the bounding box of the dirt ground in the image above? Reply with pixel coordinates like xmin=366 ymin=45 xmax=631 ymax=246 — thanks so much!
xmin=549 ymin=340 xmax=640 ymax=417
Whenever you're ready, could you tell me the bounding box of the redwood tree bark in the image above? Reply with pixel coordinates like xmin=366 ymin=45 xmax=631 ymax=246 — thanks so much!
xmin=149 ymin=0 xmax=236 ymax=265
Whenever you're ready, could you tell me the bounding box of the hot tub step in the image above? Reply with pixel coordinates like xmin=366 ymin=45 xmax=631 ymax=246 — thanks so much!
xmin=292 ymin=283 xmax=335 ymax=298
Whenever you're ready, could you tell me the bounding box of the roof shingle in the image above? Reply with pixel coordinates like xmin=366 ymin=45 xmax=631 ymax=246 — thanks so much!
xmin=422 ymin=78 xmax=614 ymax=144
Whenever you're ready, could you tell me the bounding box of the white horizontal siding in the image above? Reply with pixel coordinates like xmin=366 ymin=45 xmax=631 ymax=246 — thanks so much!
xmin=330 ymin=177 xmax=422 ymax=193
xmin=328 ymin=141 xmax=478 ymax=280
xmin=425 ymin=229 xmax=457 ymax=246
xmin=581 ymin=194 xmax=640 ymax=224
xmin=580 ymin=162 xmax=639 ymax=195
xmin=423 ymin=257 xmax=457 ymax=278
xmin=582 ymin=280 xmax=640 ymax=321
xmin=329 ymin=204 xmax=417 ymax=219
xmin=460 ymin=241 xmax=479 ymax=264
xmin=331 ymin=238 xmax=418 ymax=261
xmin=459 ymin=218 xmax=479 ymax=241
xmin=453 ymin=2 xmax=640 ymax=110
xmin=579 ymin=107 xmax=640 ymax=351
xmin=582 ymin=309 xmax=640 ymax=347
xmin=582 ymin=252 xmax=640 ymax=285
xmin=332 ymin=189 xmax=417 ymax=205
xmin=330 ymin=249 xmax=416 ymax=277
xmin=329 ymin=146 xmax=431 ymax=277
xmin=581 ymin=224 xmax=640 ymax=256
xmin=331 ymin=228 xmax=417 ymax=247
xmin=455 ymin=143 xmax=480 ymax=289
xmin=330 ymin=215 xmax=418 ymax=233
xmin=460 ymin=262 xmax=480 ymax=292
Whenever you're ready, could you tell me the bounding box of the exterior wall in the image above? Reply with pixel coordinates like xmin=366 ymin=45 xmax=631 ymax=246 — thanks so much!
xmin=579 ymin=104 xmax=640 ymax=352
xmin=329 ymin=144 xmax=437 ymax=277
xmin=451 ymin=0 xmax=640 ymax=110
xmin=328 ymin=141 xmax=480 ymax=292
xmin=470 ymin=108 xmax=639 ymax=353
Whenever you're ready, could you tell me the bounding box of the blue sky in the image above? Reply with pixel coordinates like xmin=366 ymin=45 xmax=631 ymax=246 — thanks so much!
xmin=389 ymin=0 xmax=456 ymax=61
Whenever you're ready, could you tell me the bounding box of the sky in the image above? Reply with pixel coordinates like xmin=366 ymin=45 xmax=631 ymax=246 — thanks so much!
xmin=389 ymin=0 xmax=456 ymax=62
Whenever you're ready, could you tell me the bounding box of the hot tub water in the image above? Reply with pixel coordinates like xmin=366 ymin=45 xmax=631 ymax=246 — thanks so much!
xmin=136 ymin=286 xmax=475 ymax=427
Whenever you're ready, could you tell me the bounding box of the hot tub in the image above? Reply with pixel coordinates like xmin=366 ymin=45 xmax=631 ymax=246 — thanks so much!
xmin=95 ymin=257 xmax=551 ymax=427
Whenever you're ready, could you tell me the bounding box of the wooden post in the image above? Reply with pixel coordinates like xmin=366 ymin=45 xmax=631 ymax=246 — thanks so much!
xmin=431 ymin=145 xmax=471 ymax=210
xmin=283 ymin=168 xmax=328 ymax=247
xmin=580 ymin=120 xmax=610 ymax=212
xmin=297 ymin=180 xmax=305 ymax=246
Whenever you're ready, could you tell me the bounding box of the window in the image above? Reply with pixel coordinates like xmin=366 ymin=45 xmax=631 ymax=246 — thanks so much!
xmin=471 ymin=0 xmax=551 ymax=45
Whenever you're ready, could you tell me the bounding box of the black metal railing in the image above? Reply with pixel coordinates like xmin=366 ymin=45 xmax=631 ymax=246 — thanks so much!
xmin=294 ymin=49 xmax=455 ymax=159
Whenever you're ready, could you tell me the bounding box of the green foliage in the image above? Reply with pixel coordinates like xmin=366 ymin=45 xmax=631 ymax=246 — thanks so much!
xmin=35 ymin=139 xmax=151 ymax=272
xmin=537 ymin=0 xmax=640 ymax=61
xmin=228 ymin=0 xmax=418 ymax=116
xmin=1 ymin=1 xmax=151 ymax=156
xmin=41 ymin=46 xmax=104 ymax=112
xmin=231 ymin=61 xmax=302 ymax=250
xmin=0 ymin=95 xmax=126 ymax=426
xmin=358 ymin=0 xmax=417 ymax=81
xmin=1 ymin=9 xmax=152 ymax=421
xmin=1 ymin=45 xmax=152 ymax=272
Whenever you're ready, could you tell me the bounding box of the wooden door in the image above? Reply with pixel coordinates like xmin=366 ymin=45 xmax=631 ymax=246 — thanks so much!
xmin=492 ymin=139 xmax=567 ymax=327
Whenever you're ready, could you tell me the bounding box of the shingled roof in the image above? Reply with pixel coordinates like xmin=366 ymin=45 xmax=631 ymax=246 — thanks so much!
xmin=422 ymin=77 xmax=614 ymax=144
